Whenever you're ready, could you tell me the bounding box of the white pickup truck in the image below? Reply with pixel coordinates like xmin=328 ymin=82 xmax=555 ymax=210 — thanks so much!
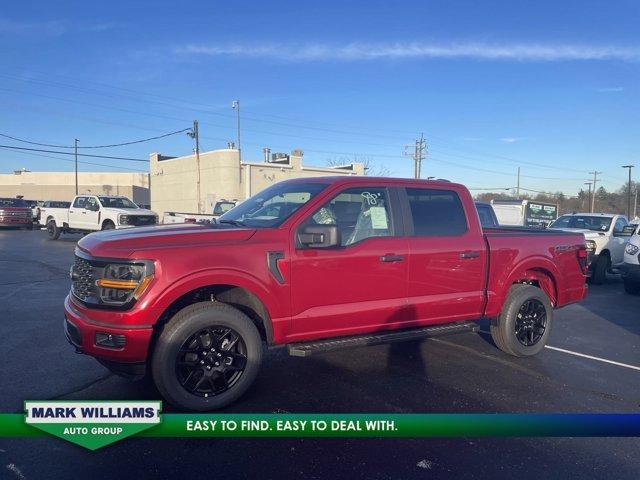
xmin=548 ymin=212 xmax=630 ymax=284
xmin=44 ymin=195 xmax=157 ymax=240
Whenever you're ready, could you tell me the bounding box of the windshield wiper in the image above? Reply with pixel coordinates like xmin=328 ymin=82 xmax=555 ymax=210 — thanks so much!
xmin=218 ymin=219 xmax=246 ymax=227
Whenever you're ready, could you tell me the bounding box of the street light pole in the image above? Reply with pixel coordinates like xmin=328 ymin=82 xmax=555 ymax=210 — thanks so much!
xmin=622 ymin=165 xmax=634 ymax=218
xmin=74 ymin=138 xmax=79 ymax=195
xmin=232 ymin=100 xmax=241 ymax=183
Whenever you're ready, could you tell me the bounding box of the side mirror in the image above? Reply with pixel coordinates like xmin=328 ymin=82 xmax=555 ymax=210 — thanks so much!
xmin=298 ymin=225 xmax=340 ymax=248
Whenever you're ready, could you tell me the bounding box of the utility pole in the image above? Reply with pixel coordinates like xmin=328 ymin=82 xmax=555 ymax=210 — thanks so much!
xmin=622 ymin=165 xmax=634 ymax=219
xmin=634 ymin=188 xmax=638 ymax=219
xmin=588 ymin=171 xmax=601 ymax=213
xmin=516 ymin=167 xmax=521 ymax=198
xmin=584 ymin=182 xmax=592 ymax=213
xmin=232 ymin=100 xmax=241 ymax=183
xmin=187 ymin=121 xmax=202 ymax=213
xmin=74 ymin=138 xmax=79 ymax=195
xmin=405 ymin=134 xmax=426 ymax=179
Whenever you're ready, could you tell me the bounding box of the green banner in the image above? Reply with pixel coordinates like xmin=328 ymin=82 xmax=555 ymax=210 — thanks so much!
xmin=3 ymin=411 xmax=639 ymax=448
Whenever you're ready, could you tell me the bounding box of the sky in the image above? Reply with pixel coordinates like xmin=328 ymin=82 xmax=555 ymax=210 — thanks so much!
xmin=0 ymin=0 xmax=639 ymax=195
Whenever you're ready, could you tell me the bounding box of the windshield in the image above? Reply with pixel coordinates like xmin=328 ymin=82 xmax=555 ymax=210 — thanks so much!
xmin=98 ymin=197 xmax=139 ymax=209
xmin=550 ymin=215 xmax=613 ymax=231
xmin=218 ymin=182 xmax=329 ymax=228
xmin=0 ymin=198 xmax=28 ymax=207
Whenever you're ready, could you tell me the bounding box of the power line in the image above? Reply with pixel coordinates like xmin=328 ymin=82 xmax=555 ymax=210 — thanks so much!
xmin=0 ymin=128 xmax=191 ymax=149
xmin=3 ymin=148 xmax=147 ymax=172
xmin=0 ymin=145 xmax=148 ymax=162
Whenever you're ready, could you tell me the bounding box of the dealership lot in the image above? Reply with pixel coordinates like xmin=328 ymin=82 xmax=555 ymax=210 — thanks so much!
xmin=1 ymin=228 xmax=639 ymax=479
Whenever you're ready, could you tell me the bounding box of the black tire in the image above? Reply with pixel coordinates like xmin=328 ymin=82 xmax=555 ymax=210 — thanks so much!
xmin=623 ymin=279 xmax=640 ymax=295
xmin=590 ymin=254 xmax=609 ymax=285
xmin=46 ymin=219 xmax=61 ymax=240
xmin=151 ymin=302 xmax=263 ymax=411
xmin=102 ymin=220 xmax=115 ymax=230
xmin=490 ymin=284 xmax=553 ymax=357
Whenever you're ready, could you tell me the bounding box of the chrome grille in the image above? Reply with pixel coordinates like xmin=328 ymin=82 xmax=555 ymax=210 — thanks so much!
xmin=72 ymin=255 xmax=96 ymax=301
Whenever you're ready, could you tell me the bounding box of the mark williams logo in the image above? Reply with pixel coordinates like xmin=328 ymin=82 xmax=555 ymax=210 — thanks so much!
xmin=25 ymin=401 xmax=161 ymax=450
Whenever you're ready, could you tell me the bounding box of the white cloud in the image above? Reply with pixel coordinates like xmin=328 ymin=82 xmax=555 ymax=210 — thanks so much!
xmin=500 ymin=137 xmax=524 ymax=143
xmin=595 ymin=87 xmax=624 ymax=92
xmin=175 ymin=42 xmax=640 ymax=62
xmin=0 ymin=18 xmax=120 ymax=36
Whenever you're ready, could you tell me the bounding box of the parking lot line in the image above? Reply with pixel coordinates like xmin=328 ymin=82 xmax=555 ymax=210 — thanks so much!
xmin=543 ymin=345 xmax=640 ymax=372
xmin=478 ymin=329 xmax=640 ymax=371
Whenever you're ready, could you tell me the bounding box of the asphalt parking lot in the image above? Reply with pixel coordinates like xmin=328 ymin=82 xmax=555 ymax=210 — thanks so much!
xmin=1 ymin=228 xmax=639 ymax=479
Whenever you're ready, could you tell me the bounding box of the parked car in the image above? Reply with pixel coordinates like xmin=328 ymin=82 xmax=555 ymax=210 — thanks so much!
xmin=163 ymin=199 xmax=237 ymax=224
xmin=0 ymin=197 xmax=33 ymax=229
xmin=621 ymin=224 xmax=640 ymax=294
xmin=491 ymin=199 xmax=558 ymax=228
xmin=65 ymin=177 xmax=588 ymax=411
xmin=548 ymin=212 xmax=630 ymax=284
xmin=475 ymin=202 xmax=499 ymax=228
xmin=44 ymin=195 xmax=157 ymax=240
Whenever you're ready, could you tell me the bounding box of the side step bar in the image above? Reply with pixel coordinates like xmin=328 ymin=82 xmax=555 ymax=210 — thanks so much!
xmin=287 ymin=321 xmax=479 ymax=357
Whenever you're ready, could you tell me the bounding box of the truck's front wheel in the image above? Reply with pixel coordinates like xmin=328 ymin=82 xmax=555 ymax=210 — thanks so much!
xmin=46 ymin=220 xmax=61 ymax=240
xmin=151 ymin=302 xmax=263 ymax=411
xmin=491 ymin=284 xmax=553 ymax=357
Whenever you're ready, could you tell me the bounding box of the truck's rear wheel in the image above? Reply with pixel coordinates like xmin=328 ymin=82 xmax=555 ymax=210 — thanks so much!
xmin=590 ymin=254 xmax=609 ymax=285
xmin=151 ymin=302 xmax=263 ymax=411
xmin=491 ymin=284 xmax=552 ymax=357
xmin=46 ymin=220 xmax=61 ymax=240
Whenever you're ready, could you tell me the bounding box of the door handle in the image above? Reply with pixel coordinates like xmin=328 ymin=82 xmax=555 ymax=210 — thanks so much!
xmin=460 ymin=251 xmax=480 ymax=259
xmin=380 ymin=254 xmax=404 ymax=263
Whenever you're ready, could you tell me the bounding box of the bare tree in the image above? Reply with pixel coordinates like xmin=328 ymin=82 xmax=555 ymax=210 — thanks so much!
xmin=326 ymin=155 xmax=392 ymax=177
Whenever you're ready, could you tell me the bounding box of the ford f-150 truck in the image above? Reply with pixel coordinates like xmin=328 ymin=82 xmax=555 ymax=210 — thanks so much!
xmin=548 ymin=212 xmax=630 ymax=284
xmin=45 ymin=195 xmax=157 ymax=240
xmin=64 ymin=177 xmax=588 ymax=411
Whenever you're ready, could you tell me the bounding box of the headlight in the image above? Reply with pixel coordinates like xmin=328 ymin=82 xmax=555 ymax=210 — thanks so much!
xmin=585 ymin=240 xmax=597 ymax=251
xmin=119 ymin=214 xmax=130 ymax=225
xmin=626 ymin=243 xmax=639 ymax=256
xmin=96 ymin=262 xmax=154 ymax=305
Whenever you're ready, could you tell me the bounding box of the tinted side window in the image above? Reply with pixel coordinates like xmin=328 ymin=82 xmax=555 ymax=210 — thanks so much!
xmin=406 ymin=188 xmax=467 ymax=236
xmin=304 ymin=187 xmax=394 ymax=246
xmin=476 ymin=205 xmax=497 ymax=228
xmin=73 ymin=197 xmax=87 ymax=208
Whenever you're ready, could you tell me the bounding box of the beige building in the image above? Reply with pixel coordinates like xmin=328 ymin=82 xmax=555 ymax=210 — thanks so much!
xmin=150 ymin=148 xmax=364 ymax=214
xmin=0 ymin=171 xmax=150 ymax=205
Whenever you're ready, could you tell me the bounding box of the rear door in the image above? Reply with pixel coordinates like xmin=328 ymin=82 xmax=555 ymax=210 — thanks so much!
xmin=289 ymin=185 xmax=409 ymax=340
xmin=402 ymin=186 xmax=486 ymax=324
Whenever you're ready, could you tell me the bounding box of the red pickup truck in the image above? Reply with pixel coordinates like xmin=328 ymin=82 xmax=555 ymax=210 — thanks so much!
xmin=65 ymin=177 xmax=588 ymax=410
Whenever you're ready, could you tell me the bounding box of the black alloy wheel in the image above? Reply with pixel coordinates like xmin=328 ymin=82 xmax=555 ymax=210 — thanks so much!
xmin=176 ymin=326 xmax=247 ymax=398
xmin=514 ymin=298 xmax=547 ymax=347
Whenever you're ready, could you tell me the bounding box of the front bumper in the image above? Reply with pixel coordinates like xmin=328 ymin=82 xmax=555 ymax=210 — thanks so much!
xmin=620 ymin=263 xmax=640 ymax=282
xmin=64 ymin=295 xmax=154 ymax=364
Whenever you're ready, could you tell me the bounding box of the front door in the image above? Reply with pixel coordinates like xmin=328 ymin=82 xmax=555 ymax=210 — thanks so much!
xmin=68 ymin=196 xmax=87 ymax=228
xmin=289 ymin=186 xmax=409 ymax=341
xmin=403 ymin=187 xmax=486 ymax=324
xmin=82 ymin=197 xmax=101 ymax=230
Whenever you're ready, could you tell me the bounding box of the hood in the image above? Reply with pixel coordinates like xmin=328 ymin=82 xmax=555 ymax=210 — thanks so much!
xmin=77 ymin=223 xmax=257 ymax=258
xmin=107 ymin=208 xmax=156 ymax=216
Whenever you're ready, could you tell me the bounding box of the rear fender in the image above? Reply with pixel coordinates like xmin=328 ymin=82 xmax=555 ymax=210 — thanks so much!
xmin=486 ymin=256 xmax=560 ymax=317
